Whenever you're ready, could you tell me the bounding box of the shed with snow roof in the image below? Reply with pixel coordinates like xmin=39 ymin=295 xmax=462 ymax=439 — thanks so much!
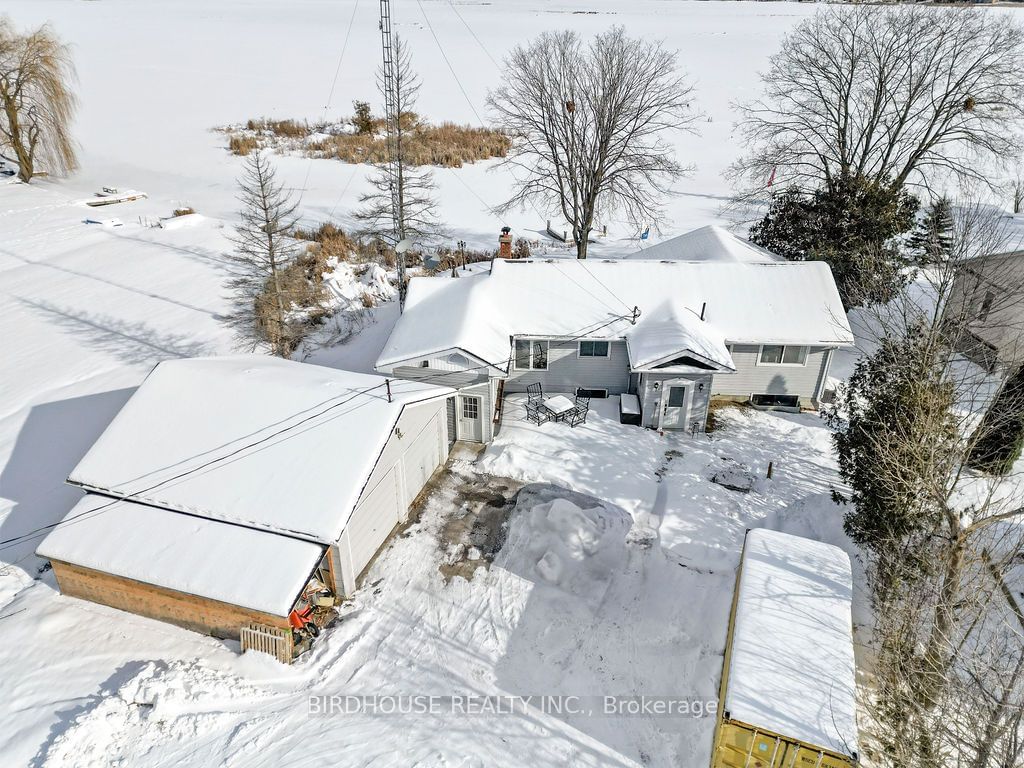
xmin=37 ymin=356 xmax=454 ymax=641
xmin=711 ymin=528 xmax=858 ymax=767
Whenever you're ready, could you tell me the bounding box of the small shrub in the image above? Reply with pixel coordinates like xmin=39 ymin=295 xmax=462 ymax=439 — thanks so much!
xmin=229 ymin=135 xmax=259 ymax=156
xmin=352 ymin=101 xmax=374 ymax=135
xmin=360 ymin=291 xmax=375 ymax=308
xmin=223 ymin=110 xmax=509 ymax=167
xmin=172 ymin=206 xmax=196 ymax=217
xmin=294 ymin=221 xmax=360 ymax=263
xmin=246 ymin=117 xmax=309 ymax=138
xmin=513 ymin=237 xmax=531 ymax=259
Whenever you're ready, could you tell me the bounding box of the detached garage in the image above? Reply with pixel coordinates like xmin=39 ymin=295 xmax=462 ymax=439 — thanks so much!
xmin=37 ymin=356 xmax=453 ymax=642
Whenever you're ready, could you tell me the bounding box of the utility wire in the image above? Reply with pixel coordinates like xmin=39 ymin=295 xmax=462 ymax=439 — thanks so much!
xmin=415 ymin=0 xmax=486 ymax=127
xmin=1 ymin=312 xmax=634 ymax=555
xmin=300 ymin=0 xmax=362 ymax=194
xmin=444 ymin=1 xmax=500 ymax=70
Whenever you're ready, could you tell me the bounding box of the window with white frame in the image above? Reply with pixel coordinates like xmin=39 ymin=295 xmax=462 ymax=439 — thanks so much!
xmin=759 ymin=345 xmax=807 ymax=365
xmin=514 ymin=339 xmax=549 ymax=370
xmin=578 ymin=340 xmax=610 ymax=358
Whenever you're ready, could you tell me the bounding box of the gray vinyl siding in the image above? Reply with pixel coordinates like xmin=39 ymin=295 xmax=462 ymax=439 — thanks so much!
xmin=460 ymin=381 xmax=493 ymax=442
xmin=713 ymin=345 xmax=833 ymax=401
xmin=391 ymin=366 xmax=488 ymax=389
xmin=639 ymin=372 xmax=712 ymax=431
xmin=389 ymin=366 xmax=492 ymax=442
xmin=504 ymin=339 xmax=631 ymax=394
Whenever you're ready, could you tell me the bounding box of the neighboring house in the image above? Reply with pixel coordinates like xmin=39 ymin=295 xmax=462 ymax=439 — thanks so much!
xmin=375 ymin=258 xmax=853 ymax=441
xmin=37 ymin=356 xmax=453 ymax=639
xmin=626 ymin=225 xmax=784 ymax=264
xmin=944 ymin=249 xmax=1024 ymax=371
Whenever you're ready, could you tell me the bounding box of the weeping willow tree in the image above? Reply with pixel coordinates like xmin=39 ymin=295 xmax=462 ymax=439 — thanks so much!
xmin=0 ymin=17 xmax=78 ymax=182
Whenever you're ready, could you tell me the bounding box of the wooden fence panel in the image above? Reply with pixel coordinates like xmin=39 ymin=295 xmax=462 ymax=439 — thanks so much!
xmin=240 ymin=623 xmax=294 ymax=664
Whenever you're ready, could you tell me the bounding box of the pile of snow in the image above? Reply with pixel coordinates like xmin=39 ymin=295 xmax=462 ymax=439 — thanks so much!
xmin=323 ymin=260 xmax=397 ymax=307
xmin=159 ymin=212 xmax=205 ymax=230
xmin=502 ymin=486 xmax=632 ymax=602
xmin=41 ymin=660 xmax=266 ymax=767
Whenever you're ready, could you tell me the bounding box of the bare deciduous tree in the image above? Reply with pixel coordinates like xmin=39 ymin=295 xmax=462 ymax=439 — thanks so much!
xmin=355 ymin=36 xmax=441 ymax=246
xmin=488 ymin=27 xmax=698 ymax=259
xmin=731 ymin=6 xmax=1024 ymax=198
xmin=224 ymin=150 xmax=304 ymax=358
xmin=0 ymin=17 xmax=77 ymax=182
xmin=829 ymin=205 xmax=1024 ymax=766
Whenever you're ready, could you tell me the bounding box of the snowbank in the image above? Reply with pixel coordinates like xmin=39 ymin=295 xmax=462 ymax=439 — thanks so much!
xmin=501 ymin=486 xmax=632 ymax=604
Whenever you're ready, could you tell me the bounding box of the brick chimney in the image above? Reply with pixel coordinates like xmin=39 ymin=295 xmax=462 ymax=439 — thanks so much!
xmin=498 ymin=226 xmax=513 ymax=259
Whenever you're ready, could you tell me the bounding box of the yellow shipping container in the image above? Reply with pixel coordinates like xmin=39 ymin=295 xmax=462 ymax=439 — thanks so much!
xmin=710 ymin=529 xmax=859 ymax=768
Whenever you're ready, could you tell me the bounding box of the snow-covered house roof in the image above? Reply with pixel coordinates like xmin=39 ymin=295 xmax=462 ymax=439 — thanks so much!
xmin=376 ymin=259 xmax=853 ymax=373
xmin=625 ymin=300 xmax=735 ymax=372
xmin=61 ymin=356 xmax=453 ymax=543
xmin=38 ymin=495 xmax=323 ymax=616
xmin=727 ymin=528 xmax=858 ymax=759
xmin=627 ymin=225 xmax=784 ymax=263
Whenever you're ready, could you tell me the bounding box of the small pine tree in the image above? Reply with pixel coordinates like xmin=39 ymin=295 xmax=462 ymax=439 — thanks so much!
xmin=354 ymin=36 xmax=442 ymax=245
xmin=906 ymin=197 xmax=954 ymax=265
xmin=352 ymin=100 xmax=374 ymax=135
xmin=967 ymin=363 xmax=1024 ymax=475
xmin=224 ymin=150 xmax=304 ymax=357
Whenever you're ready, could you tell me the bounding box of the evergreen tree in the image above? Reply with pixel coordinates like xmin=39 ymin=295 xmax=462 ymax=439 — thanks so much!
xmin=906 ymin=197 xmax=954 ymax=265
xmin=826 ymin=322 xmax=958 ymax=586
xmin=750 ymin=175 xmax=919 ymax=309
xmin=224 ymin=150 xmax=304 ymax=357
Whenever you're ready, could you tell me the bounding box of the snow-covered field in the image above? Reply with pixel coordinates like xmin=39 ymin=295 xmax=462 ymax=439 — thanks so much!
xmin=0 ymin=1 xmax=887 ymax=766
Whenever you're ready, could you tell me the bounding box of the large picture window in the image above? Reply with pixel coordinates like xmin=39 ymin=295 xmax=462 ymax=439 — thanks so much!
xmin=514 ymin=339 xmax=548 ymax=370
xmin=578 ymin=340 xmax=610 ymax=358
xmin=758 ymin=345 xmax=807 ymax=366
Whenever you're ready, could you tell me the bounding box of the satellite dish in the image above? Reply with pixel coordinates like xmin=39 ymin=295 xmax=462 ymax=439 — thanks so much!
xmin=395 ymin=238 xmax=413 ymax=254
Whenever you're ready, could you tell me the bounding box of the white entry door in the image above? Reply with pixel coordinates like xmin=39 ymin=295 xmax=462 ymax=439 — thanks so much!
xmin=660 ymin=380 xmax=692 ymax=431
xmin=458 ymin=394 xmax=483 ymax=442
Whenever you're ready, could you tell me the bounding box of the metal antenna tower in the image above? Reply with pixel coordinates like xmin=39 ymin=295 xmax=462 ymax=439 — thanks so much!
xmin=379 ymin=0 xmax=408 ymax=311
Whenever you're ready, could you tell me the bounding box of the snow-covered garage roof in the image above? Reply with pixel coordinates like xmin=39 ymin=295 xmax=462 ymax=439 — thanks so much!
xmin=65 ymin=356 xmax=453 ymax=543
xmin=376 ymin=259 xmax=853 ymax=373
xmin=627 ymin=225 xmax=785 ymax=263
xmin=38 ymin=495 xmax=323 ymax=616
xmin=727 ymin=528 xmax=858 ymax=759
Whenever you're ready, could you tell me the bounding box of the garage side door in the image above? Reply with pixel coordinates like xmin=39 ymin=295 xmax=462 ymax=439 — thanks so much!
xmin=345 ymin=467 xmax=401 ymax=584
xmin=402 ymin=416 xmax=443 ymax=506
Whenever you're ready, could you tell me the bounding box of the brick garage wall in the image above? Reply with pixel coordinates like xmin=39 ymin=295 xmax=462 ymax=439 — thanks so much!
xmin=51 ymin=560 xmax=291 ymax=640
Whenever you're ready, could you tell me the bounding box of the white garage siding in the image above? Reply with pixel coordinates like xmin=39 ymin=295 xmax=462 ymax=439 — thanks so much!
xmin=334 ymin=398 xmax=449 ymax=595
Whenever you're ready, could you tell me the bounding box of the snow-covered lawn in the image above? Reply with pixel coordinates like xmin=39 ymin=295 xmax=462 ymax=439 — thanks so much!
xmin=0 ymin=1 xmax=878 ymax=765
xmin=9 ymin=402 xmax=861 ymax=767
xmin=483 ymin=397 xmax=852 ymax=571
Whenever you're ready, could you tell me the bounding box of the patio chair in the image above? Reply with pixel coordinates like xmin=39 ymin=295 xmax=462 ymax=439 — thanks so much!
xmin=525 ymin=398 xmax=549 ymax=425
xmin=568 ymin=399 xmax=590 ymax=427
xmin=527 ymin=383 xmax=543 ymax=403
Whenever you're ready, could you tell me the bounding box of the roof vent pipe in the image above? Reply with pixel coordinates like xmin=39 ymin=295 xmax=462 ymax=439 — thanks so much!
xmin=700 ymin=302 xmax=706 ymax=321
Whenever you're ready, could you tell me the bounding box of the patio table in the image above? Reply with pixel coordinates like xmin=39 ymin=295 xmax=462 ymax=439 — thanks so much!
xmin=542 ymin=395 xmax=577 ymax=422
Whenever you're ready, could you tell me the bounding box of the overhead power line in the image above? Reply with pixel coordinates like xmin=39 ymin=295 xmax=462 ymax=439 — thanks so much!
xmin=1 ymin=311 xmax=635 ymax=555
